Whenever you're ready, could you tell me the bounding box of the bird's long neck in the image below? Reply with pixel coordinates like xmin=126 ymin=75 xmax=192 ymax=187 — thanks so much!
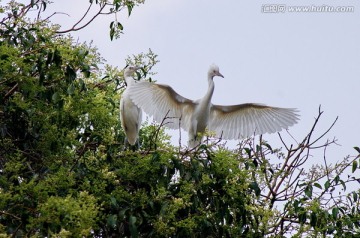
xmin=202 ymin=75 xmax=215 ymax=107
xmin=125 ymin=76 xmax=135 ymax=87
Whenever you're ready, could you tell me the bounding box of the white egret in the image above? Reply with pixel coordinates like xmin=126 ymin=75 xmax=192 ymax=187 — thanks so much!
xmin=128 ymin=64 xmax=299 ymax=148
xmin=120 ymin=66 xmax=142 ymax=148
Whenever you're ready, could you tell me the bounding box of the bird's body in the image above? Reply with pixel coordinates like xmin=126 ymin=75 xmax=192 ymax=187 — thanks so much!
xmin=128 ymin=64 xmax=299 ymax=148
xmin=120 ymin=66 xmax=142 ymax=147
xmin=187 ymin=72 xmax=216 ymax=147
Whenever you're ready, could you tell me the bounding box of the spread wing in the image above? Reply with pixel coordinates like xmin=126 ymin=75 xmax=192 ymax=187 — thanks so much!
xmin=209 ymin=103 xmax=299 ymax=139
xmin=128 ymin=81 xmax=196 ymax=131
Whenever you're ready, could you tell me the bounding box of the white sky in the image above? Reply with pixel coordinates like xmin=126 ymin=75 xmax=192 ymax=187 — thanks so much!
xmin=10 ymin=0 xmax=360 ymax=163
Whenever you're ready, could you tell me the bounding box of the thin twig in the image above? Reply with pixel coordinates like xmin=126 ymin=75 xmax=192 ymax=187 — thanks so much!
xmin=56 ymin=3 xmax=106 ymax=34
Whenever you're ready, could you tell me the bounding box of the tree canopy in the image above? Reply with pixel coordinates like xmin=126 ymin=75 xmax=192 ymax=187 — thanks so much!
xmin=0 ymin=1 xmax=359 ymax=237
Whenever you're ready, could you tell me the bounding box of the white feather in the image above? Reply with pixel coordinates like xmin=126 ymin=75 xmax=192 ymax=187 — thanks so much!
xmin=128 ymin=64 xmax=299 ymax=147
xmin=120 ymin=66 xmax=142 ymax=145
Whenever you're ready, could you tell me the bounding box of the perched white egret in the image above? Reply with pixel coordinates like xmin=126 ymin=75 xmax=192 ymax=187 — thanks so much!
xmin=128 ymin=64 xmax=299 ymax=148
xmin=120 ymin=66 xmax=142 ymax=148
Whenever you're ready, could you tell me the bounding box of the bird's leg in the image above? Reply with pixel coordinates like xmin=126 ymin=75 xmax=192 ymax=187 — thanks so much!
xmin=187 ymin=126 xmax=197 ymax=148
xmin=136 ymin=139 xmax=140 ymax=150
xmin=130 ymin=139 xmax=140 ymax=152
xmin=188 ymin=134 xmax=202 ymax=149
xmin=123 ymin=137 xmax=130 ymax=151
xmin=194 ymin=133 xmax=203 ymax=147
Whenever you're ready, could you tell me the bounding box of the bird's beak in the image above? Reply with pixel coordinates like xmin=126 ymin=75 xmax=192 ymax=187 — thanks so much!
xmin=217 ymin=72 xmax=224 ymax=78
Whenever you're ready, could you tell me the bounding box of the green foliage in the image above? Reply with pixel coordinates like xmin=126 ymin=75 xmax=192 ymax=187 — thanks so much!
xmin=101 ymin=147 xmax=264 ymax=237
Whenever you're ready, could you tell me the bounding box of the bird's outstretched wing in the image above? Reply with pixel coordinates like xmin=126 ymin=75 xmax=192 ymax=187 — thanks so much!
xmin=209 ymin=103 xmax=299 ymax=139
xmin=128 ymin=81 xmax=196 ymax=131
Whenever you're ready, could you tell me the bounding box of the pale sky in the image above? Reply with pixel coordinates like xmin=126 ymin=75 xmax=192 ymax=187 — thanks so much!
xmin=15 ymin=0 xmax=360 ymax=163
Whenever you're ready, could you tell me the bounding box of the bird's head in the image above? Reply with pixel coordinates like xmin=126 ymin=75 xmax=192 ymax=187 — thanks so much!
xmin=124 ymin=65 xmax=141 ymax=77
xmin=208 ymin=64 xmax=224 ymax=78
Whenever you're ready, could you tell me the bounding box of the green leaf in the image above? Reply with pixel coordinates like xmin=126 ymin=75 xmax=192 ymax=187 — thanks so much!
xmin=263 ymin=142 xmax=273 ymax=153
xmin=129 ymin=215 xmax=136 ymax=225
xmin=293 ymin=199 xmax=300 ymax=212
xmin=249 ymin=181 xmax=261 ymax=196
xmin=126 ymin=1 xmax=135 ymax=16
xmin=140 ymin=67 xmax=147 ymax=78
xmin=313 ymin=183 xmax=322 ymax=189
xmin=117 ymin=22 xmax=123 ymax=31
xmin=160 ymin=202 xmax=168 ymax=215
xmin=41 ymin=1 xmax=47 ymax=11
xmin=135 ymin=71 xmax=141 ymax=80
xmin=299 ymin=211 xmax=307 ymax=224
xmin=107 ymin=214 xmax=117 ymax=228
xmin=81 ymin=68 xmax=91 ymax=78
xmin=119 ymin=208 xmax=128 ymax=221
xmin=310 ymin=212 xmax=317 ymax=227
xmin=244 ymin=148 xmax=251 ymax=157
xmin=129 ymin=215 xmax=138 ymax=238
xmin=110 ymin=197 xmax=117 ymax=207
xmin=252 ymin=158 xmax=258 ymax=168
xmin=332 ymin=207 xmax=339 ymax=219
xmin=354 ymin=146 xmax=360 ymax=153
xmin=65 ymin=65 xmax=77 ymax=82
xmin=256 ymin=145 xmax=261 ymax=153
xmin=53 ymin=49 xmax=62 ymax=66
xmin=110 ymin=22 xmax=115 ymax=41
xmin=324 ymin=180 xmax=331 ymax=190
xmin=78 ymin=49 xmax=89 ymax=57
xmin=78 ymin=78 xmax=86 ymax=92
xmin=304 ymin=184 xmax=313 ymax=198
xmin=352 ymin=160 xmax=358 ymax=173
xmin=340 ymin=179 xmax=346 ymax=191
xmin=353 ymin=192 xmax=358 ymax=202
xmin=52 ymin=92 xmax=60 ymax=103
xmin=67 ymin=84 xmax=75 ymax=95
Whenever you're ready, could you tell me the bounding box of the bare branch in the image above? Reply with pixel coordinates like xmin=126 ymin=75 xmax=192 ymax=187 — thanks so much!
xmin=55 ymin=3 xmax=106 ymax=34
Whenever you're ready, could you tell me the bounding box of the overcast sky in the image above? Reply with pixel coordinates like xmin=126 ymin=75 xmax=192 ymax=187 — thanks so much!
xmin=17 ymin=0 xmax=360 ymax=163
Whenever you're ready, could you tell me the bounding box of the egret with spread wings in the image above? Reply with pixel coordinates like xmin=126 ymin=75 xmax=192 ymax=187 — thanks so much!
xmin=129 ymin=64 xmax=299 ymax=148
